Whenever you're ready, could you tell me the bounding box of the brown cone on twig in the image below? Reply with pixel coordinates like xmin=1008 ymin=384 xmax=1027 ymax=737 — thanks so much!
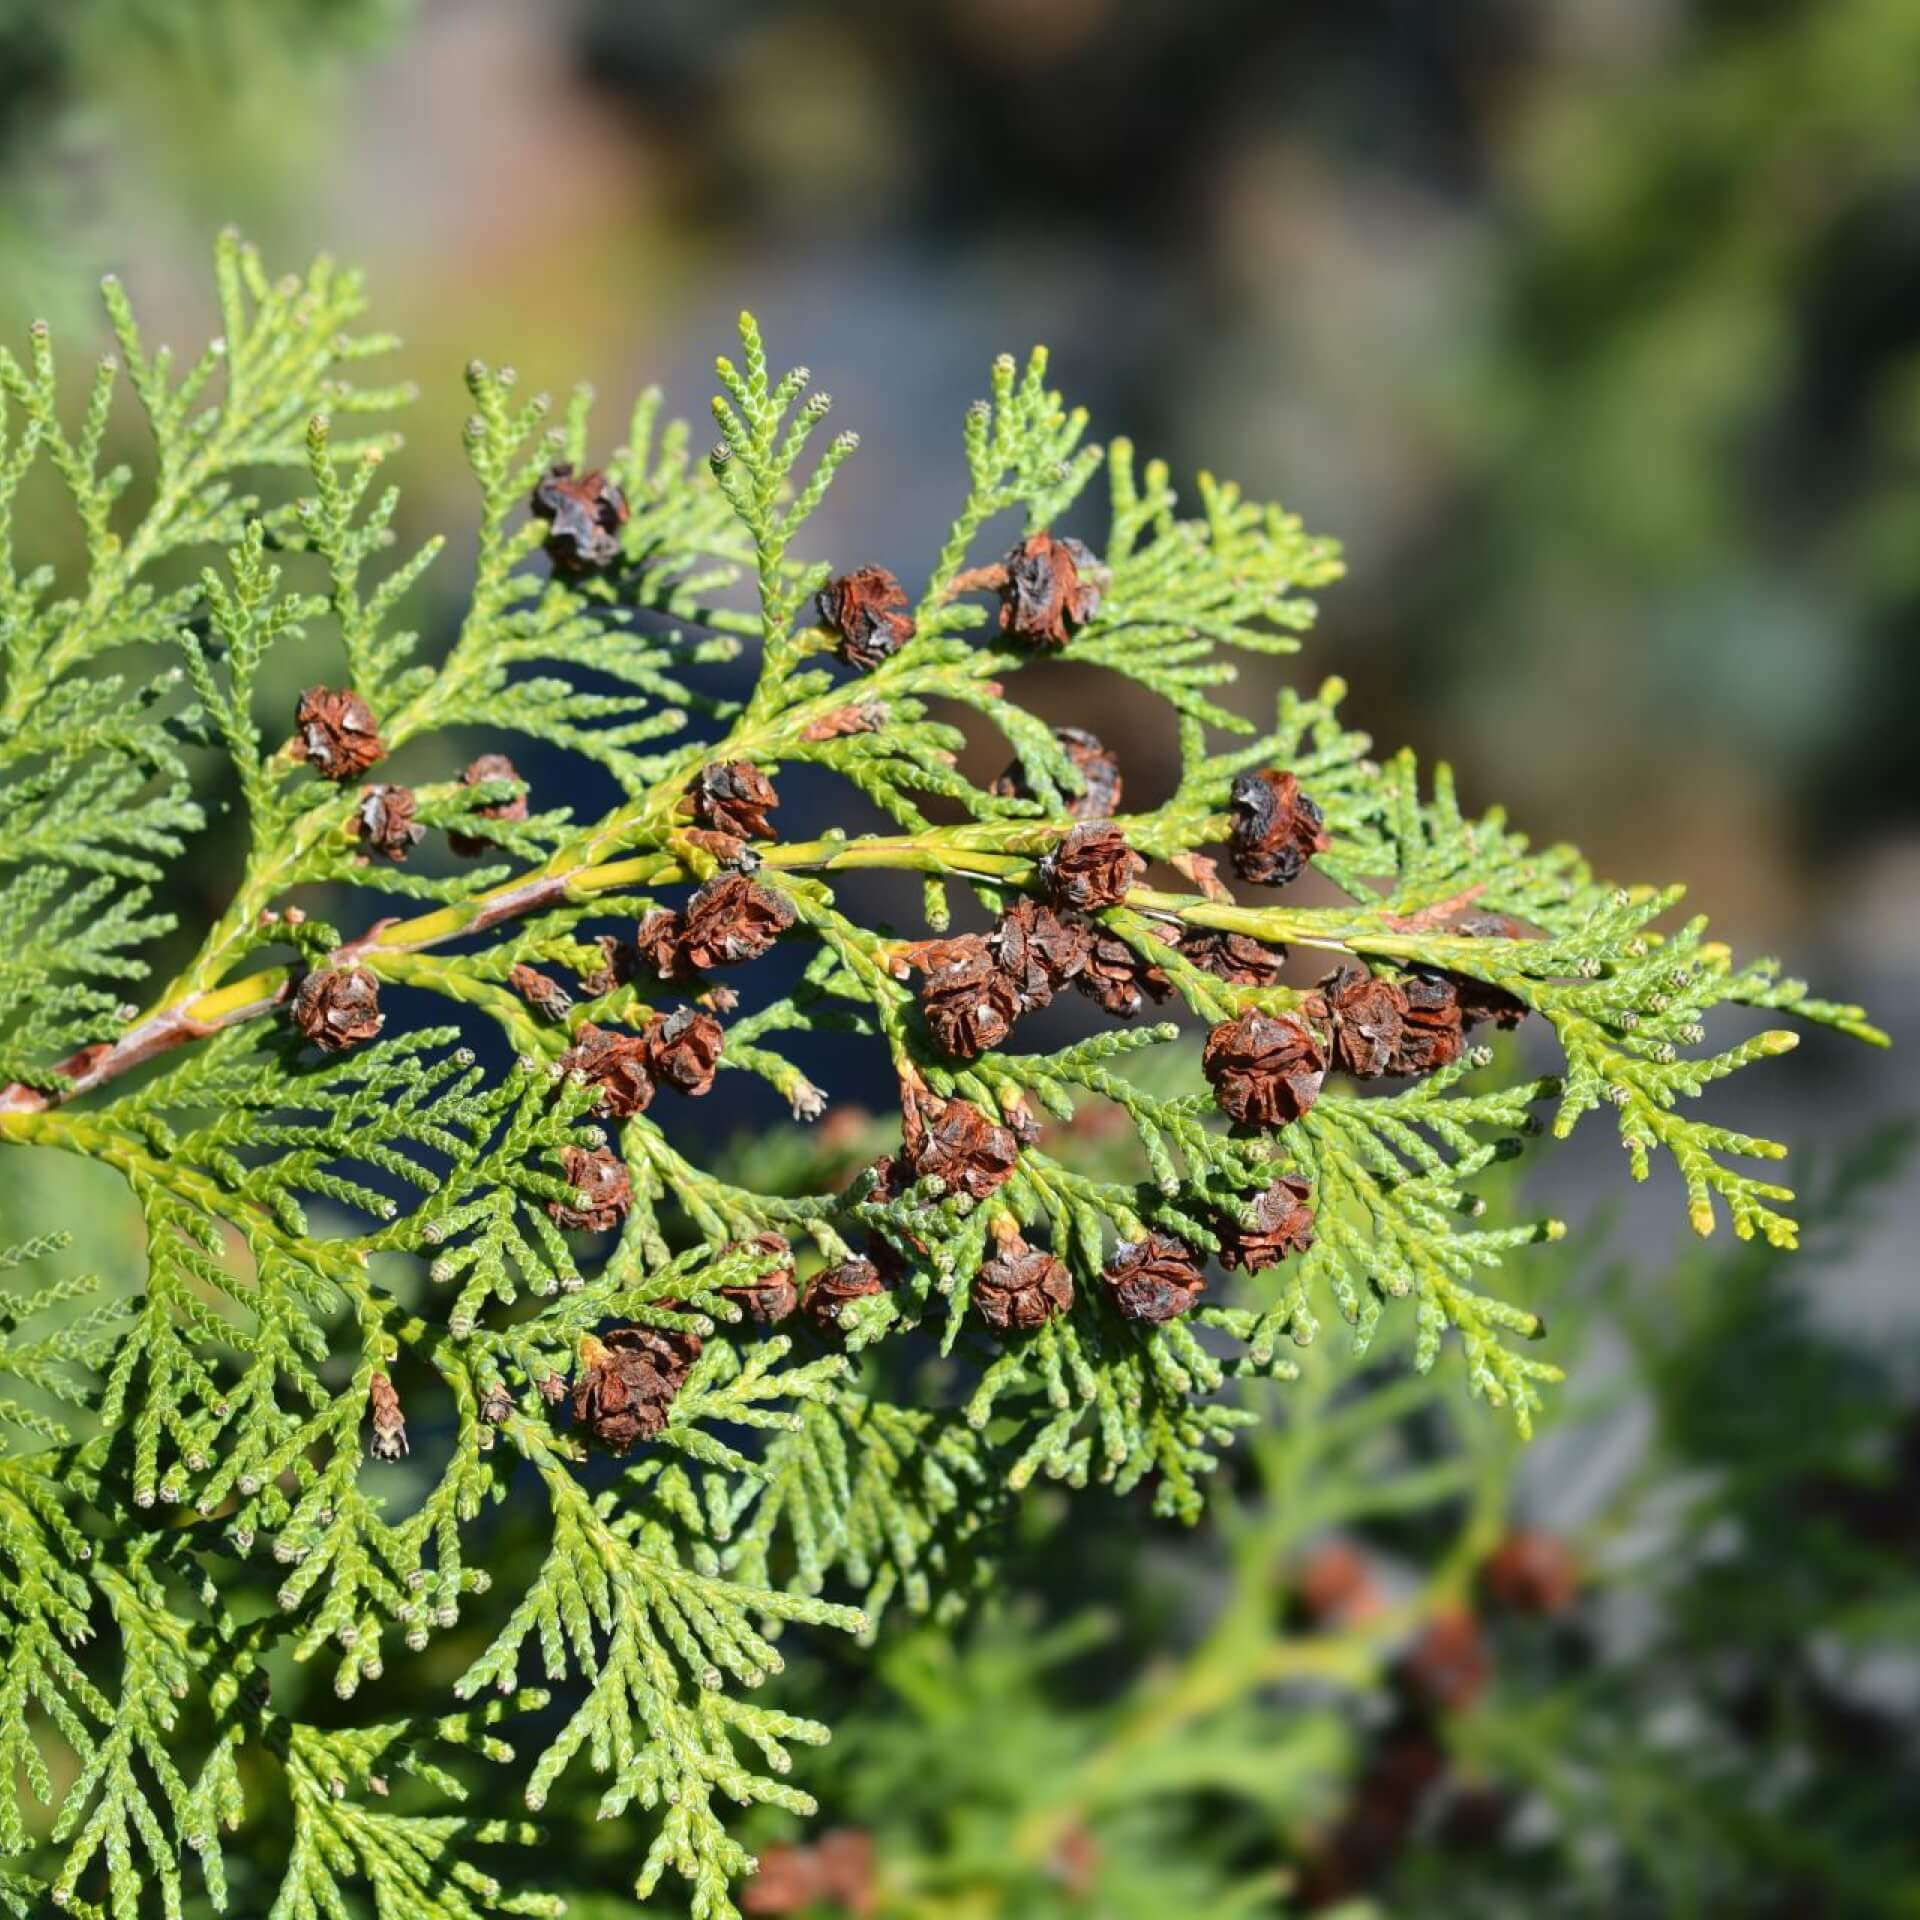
xmin=367 ymin=1370 xmax=408 ymax=1461
xmin=571 ymin=1323 xmax=701 ymax=1453
xmin=689 ymin=760 xmax=780 ymax=841
xmin=1202 ymin=1009 xmax=1327 ymax=1128
xmin=997 ymin=531 xmax=1106 ymax=648
xmin=558 ymin=1022 xmax=655 ymax=1117
xmin=548 ymin=1145 xmax=632 ymax=1233
xmin=1041 ymin=822 xmax=1143 ymax=913
xmin=644 ymin=1006 xmax=725 ymax=1094
xmin=908 ymin=1098 xmax=1019 ymax=1202
xmin=291 ymin=687 xmax=384 ymax=781
xmin=679 ymin=875 xmax=795 ymax=969
xmin=292 ymin=966 xmax=384 ymax=1052
xmin=1483 ymin=1531 xmax=1579 ymax=1617
xmin=448 ymin=752 xmax=529 ymax=857
xmin=1398 ymin=1606 xmax=1492 ymax=1716
xmin=910 ymin=935 xmax=1021 ymax=1060
xmin=353 ymin=784 xmax=424 ymax=863
xmin=817 ymin=566 xmax=915 ymax=669
xmin=974 ymin=1237 xmax=1073 ymax=1332
xmin=1075 ymin=927 xmax=1170 ymax=1017
xmin=1104 ymin=1231 xmax=1205 ymax=1324
xmin=990 ymin=726 xmax=1123 ymax=821
xmin=530 ymin=462 xmax=629 ymax=573
xmin=801 ymin=1256 xmax=888 ymax=1334
xmin=1228 ymin=769 xmax=1328 ymax=886
xmin=1179 ymin=927 xmax=1288 ymax=987
xmin=1216 ymin=1174 xmax=1316 ymax=1272
xmin=988 ymin=899 xmax=1094 ymax=1012
xmin=719 ymin=1233 xmax=799 ymax=1325
xmin=508 ymin=964 xmax=574 ymax=1021
xmin=1388 ymin=974 xmax=1465 ymax=1076
xmin=1312 ymin=962 xmax=1407 ymax=1081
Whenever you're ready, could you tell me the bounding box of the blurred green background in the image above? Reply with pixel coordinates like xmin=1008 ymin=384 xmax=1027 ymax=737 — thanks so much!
xmin=2 ymin=3 xmax=1915 ymax=1913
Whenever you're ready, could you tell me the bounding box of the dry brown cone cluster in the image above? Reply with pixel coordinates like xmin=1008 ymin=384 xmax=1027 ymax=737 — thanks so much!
xmin=548 ymin=1145 xmax=632 ymax=1233
xmin=1103 ymin=1231 xmax=1207 ymax=1324
xmin=719 ymin=1233 xmax=800 ymax=1325
xmin=292 ymin=965 xmax=384 ymax=1052
xmin=448 ymin=752 xmax=529 ymax=857
xmin=817 ymin=565 xmax=915 ymax=670
xmin=990 ymin=725 xmax=1123 ymax=820
xmin=352 ymin=783 xmax=424 ymax=863
xmin=974 ymin=1232 xmax=1074 ymax=1332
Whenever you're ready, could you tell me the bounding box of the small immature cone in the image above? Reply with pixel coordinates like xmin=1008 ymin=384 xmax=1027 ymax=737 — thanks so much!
xmin=801 ymin=1256 xmax=888 ymax=1333
xmin=367 ymin=1371 xmax=408 ymax=1461
xmin=1313 ymin=962 xmax=1406 ymax=1080
xmin=1483 ymin=1531 xmax=1579 ymax=1617
xmin=1216 ymin=1173 xmax=1316 ymax=1273
xmin=644 ymin=1006 xmax=725 ymax=1095
xmin=689 ymin=760 xmax=780 ymax=841
xmin=479 ymin=1381 xmax=516 ymax=1425
xmin=1104 ymin=1230 xmax=1206 ymax=1324
xmin=448 ymin=752 xmax=529 ymax=857
xmin=679 ymin=875 xmax=795 ymax=969
xmin=292 ymin=965 xmax=384 ymax=1052
xmin=987 ymin=899 xmax=1092 ymax=1013
xmin=1041 ymin=822 xmax=1144 ymax=913
xmin=548 ymin=1145 xmax=632 ymax=1233
xmin=1228 ymin=768 xmax=1329 ymax=887
xmin=508 ymin=963 xmax=574 ymax=1020
xmin=1295 ymin=1540 xmax=1386 ymax=1629
xmin=1203 ymin=1009 xmax=1327 ymax=1128
xmin=909 ymin=1098 xmax=1019 ymax=1202
xmin=912 ymin=935 xmax=1021 ymax=1059
xmin=974 ymin=1238 xmax=1073 ymax=1332
xmin=353 ymin=784 xmax=424 ymax=863
xmin=998 ymin=531 xmax=1106 ymax=648
xmin=817 ymin=566 xmax=916 ymax=669
xmin=291 ymin=687 xmax=384 ymax=781
xmin=990 ymin=725 xmax=1123 ymax=821
xmin=720 ymin=1233 xmax=799 ymax=1325
xmin=1075 ymin=927 xmax=1170 ymax=1018
xmin=1179 ymin=927 xmax=1288 ymax=987
xmin=571 ymin=1323 xmax=702 ymax=1453
xmin=1398 ymin=1605 xmax=1492 ymax=1716
xmin=1388 ymin=974 xmax=1465 ymax=1076
xmin=801 ymin=699 xmax=889 ymax=741
xmin=530 ymin=462 xmax=629 ymax=573
xmin=558 ymin=1022 xmax=655 ymax=1117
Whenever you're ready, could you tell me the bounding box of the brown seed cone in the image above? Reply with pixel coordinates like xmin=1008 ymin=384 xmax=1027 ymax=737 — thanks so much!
xmin=292 ymin=966 xmax=384 ymax=1052
xmin=1398 ymin=1605 xmax=1492 ymax=1716
xmin=536 ymin=1371 xmax=569 ymax=1406
xmin=974 ymin=1240 xmax=1073 ymax=1332
xmin=909 ymin=1097 xmax=1020 ymax=1203
xmin=1104 ymin=1230 xmax=1206 ymax=1324
xmin=801 ymin=1256 xmax=888 ymax=1333
xmin=448 ymin=753 xmax=529 ymax=857
xmin=1313 ymin=962 xmax=1407 ymax=1080
xmin=1217 ymin=1173 xmax=1316 ymax=1273
xmin=1388 ymin=973 xmax=1465 ymax=1076
xmin=508 ymin=963 xmax=574 ymax=1020
xmin=742 ymin=1830 xmax=876 ymax=1917
xmin=644 ymin=1006 xmax=725 ymax=1095
xmin=990 ymin=725 xmax=1123 ymax=821
xmin=1203 ymin=1009 xmax=1327 ymax=1129
xmin=689 ymin=760 xmax=779 ymax=841
xmin=997 ymin=531 xmax=1105 ymax=648
xmin=911 ymin=935 xmax=1021 ymax=1060
xmin=549 ymin=1145 xmax=632 ymax=1233
xmin=817 ymin=566 xmax=916 ymax=670
xmin=1228 ymin=768 xmax=1329 ymax=887
xmin=366 ymin=1370 xmax=408 ymax=1461
xmin=720 ymin=1233 xmax=799 ymax=1325
xmin=530 ymin=462 xmax=629 ymax=573
xmin=571 ymin=1323 xmax=701 ymax=1453
xmin=633 ymin=908 xmax=691 ymax=981
xmin=679 ymin=875 xmax=795 ymax=969
xmin=988 ymin=899 xmax=1094 ymax=1012
xmin=291 ymin=687 xmax=384 ymax=781
xmin=1041 ymin=821 xmax=1144 ymax=913
xmin=558 ymin=1022 xmax=655 ymax=1117
xmin=1075 ymin=927 xmax=1171 ymax=1018
xmin=1483 ymin=1530 xmax=1579 ymax=1617
xmin=1179 ymin=927 xmax=1289 ymax=987
xmin=1295 ymin=1540 xmax=1386 ymax=1629
xmin=576 ymin=934 xmax=635 ymax=999
xmin=479 ymin=1381 xmax=517 ymax=1425
xmin=353 ymin=783 xmax=424 ymax=863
